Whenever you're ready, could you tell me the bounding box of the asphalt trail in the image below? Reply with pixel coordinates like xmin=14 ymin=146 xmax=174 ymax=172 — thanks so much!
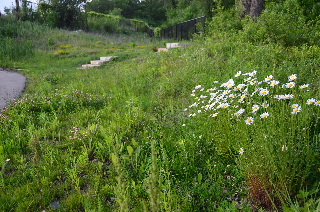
xmin=0 ymin=69 xmax=26 ymax=111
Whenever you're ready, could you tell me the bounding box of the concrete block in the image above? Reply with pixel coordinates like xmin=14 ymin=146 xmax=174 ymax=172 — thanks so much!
xmin=100 ymin=56 xmax=118 ymax=61
xmin=166 ymin=43 xmax=192 ymax=49
xmin=166 ymin=43 xmax=180 ymax=49
xmin=82 ymin=64 xmax=100 ymax=69
xmin=179 ymin=43 xmax=192 ymax=48
xmin=158 ymin=48 xmax=169 ymax=52
xmin=91 ymin=60 xmax=104 ymax=65
xmin=100 ymin=56 xmax=113 ymax=61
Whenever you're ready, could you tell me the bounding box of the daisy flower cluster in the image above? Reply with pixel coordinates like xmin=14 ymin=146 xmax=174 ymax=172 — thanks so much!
xmin=185 ymin=70 xmax=319 ymax=125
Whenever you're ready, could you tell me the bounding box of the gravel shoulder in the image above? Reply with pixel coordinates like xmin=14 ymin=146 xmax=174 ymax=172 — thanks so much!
xmin=0 ymin=68 xmax=26 ymax=111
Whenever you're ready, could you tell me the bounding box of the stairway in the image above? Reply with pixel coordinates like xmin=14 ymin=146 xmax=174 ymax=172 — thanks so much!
xmin=157 ymin=43 xmax=192 ymax=52
xmin=81 ymin=56 xmax=118 ymax=69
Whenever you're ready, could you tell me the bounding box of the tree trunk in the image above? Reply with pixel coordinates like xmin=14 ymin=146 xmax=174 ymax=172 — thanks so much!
xmin=15 ymin=0 xmax=21 ymax=19
xmin=250 ymin=0 xmax=264 ymax=17
xmin=239 ymin=0 xmax=264 ymax=18
xmin=15 ymin=0 xmax=20 ymax=12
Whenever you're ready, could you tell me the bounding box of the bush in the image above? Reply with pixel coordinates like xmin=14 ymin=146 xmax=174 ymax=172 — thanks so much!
xmin=240 ymin=0 xmax=320 ymax=46
xmin=86 ymin=12 xmax=151 ymax=34
xmin=86 ymin=12 xmax=120 ymax=33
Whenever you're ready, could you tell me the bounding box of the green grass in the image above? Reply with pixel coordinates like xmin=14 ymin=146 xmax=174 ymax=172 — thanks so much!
xmin=0 ymin=18 xmax=320 ymax=211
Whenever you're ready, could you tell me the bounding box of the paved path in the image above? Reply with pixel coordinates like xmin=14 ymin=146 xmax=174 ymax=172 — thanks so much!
xmin=0 ymin=69 xmax=26 ymax=111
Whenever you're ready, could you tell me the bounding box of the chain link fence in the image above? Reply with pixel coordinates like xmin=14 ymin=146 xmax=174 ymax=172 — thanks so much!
xmin=159 ymin=16 xmax=206 ymax=40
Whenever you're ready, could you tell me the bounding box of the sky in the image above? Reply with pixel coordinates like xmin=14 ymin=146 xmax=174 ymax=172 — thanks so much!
xmin=0 ymin=0 xmax=37 ymax=14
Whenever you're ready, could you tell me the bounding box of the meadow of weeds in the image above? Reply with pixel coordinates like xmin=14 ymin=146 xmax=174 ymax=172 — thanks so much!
xmin=0 ymin=11 xmax=320 ymax=211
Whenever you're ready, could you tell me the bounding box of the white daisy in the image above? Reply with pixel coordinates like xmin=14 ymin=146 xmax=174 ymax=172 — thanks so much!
xmin=260 ymin=112 xmax=270 ymax=118
xmin=252 ymin=105 xmax=260 ymax=113
xmin=239 ymin=147 xmax=245 ymax=155
xmin=299 ymin=84 xmax=309 ymax=89
xmin=269 ymin=80 xmax=280 ymax=87
xmin=285 ymin=82 xmax=296 ymax=88
xmin=282 ymin=145 xmax=288 ymax=151
xmin=288 ymin=74 xmax=297 ymax=81
xmin=307 ymin=98 xmax=316 ymax=105
xmin=234 ymin=84 xmax=246 ymax=91
xmin=210 ymin=113 xmax=219 ymax=117
xmin=235 ymin=71 xmax=242 ymax=77
xmin=264 ymin=75 xmax=273 ymax=82
xmin=284 ymin=94 xmax=294 ymax=99
xmin=259 ymin=88 xmax=269 ymax=96
xmin=234 ymin=108 xmax=245 ymax=117
xmin=291 ymin=104 xmax=300 ymax=108
xmin=292 ymin=107 xmax=302 ymax=114
xmin=245 ymin=117 xmax=254 ymax=125
xmin=248 ymin=70 xmax=257 ymax=77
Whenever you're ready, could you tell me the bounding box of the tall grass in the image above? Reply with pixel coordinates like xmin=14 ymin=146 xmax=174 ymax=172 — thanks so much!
xmin=185 ymin=70 xmax=320 ymax=209
xmin=0 ymin=11 xmax=320 ymax=211
xmin=0 ymin=18 xmax=49 ymax=65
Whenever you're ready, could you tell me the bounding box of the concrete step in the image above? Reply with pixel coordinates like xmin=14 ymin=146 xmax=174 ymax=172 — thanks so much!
xmin=158 ymin=48 xmax=169 ymax=52
xmin=100 ymin=56 xmax=118 ymax=61
xmin=82 ymin=64 xmax=100 ymax=69
xmin=91 ymin=60 xmax=104 ymax=65
xmin=80 ymin=56 xmax=119 ymax=69
xmin=166 ymin=43 xmax=192 ymax=49
xmin=100 ymin=56 xmax=113 ymax=61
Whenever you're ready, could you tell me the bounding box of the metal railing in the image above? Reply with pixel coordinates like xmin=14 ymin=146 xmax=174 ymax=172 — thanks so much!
xmin=160 ymin=16 xmax=206 ymax=40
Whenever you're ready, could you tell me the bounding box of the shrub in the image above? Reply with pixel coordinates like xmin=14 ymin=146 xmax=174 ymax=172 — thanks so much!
xmin=240 ymin=0 xmax=320 ymax=46
xmin=86 ymin=12 xmax=120 ymax=33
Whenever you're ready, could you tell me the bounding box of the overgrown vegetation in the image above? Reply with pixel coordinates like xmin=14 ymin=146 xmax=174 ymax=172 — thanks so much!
xmin=0 ymin=0 xmax=320 ymax=210
xmin=86 ymin=11 xmax=152 ymax=34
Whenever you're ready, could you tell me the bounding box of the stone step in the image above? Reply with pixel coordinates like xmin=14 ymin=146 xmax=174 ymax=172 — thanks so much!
xmin=166 ymin=43 xmax=192 ymax=49
xmin=158 ymin=48 xmax=169 ymax=52
xmin=82 ymin=64 xmax=100 ymax=69
xmin=100 ymin=56 xmax=113 ymax=61
xmin=91 ymin=60 xmax=104 ymax=65
xmin=100 ymin=56 xmax=118 ymax=61
xmin=80 ymin=56 xmax=119 ymax=69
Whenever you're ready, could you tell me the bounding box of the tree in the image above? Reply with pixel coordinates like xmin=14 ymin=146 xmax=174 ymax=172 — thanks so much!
xmin=35 ymin=0 xmax=87 ymax=29
xmin=85 ymin=0 xmax=114 ymax=14
xmin=238 ymin=0 xmax=265 ymax=17
xmin=196 ymin=0 xmax=216 ymax=18
xmin=15 ymin=0 xmax=21 ymax=18
xmin=134 ymin=0 xmax=167 ymax=26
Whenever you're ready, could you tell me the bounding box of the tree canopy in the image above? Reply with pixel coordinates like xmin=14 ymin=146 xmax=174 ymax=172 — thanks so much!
xmin=4 ymin=0 xmax=320 ymax=30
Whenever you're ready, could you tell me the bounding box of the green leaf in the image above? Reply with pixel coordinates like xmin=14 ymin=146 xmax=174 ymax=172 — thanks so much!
xmin=111 ymin=153 xmax=118 ymax=164
xmin=197 ymin=173 xmax=203 ymax=183
xmin=89 ymin=124 xmax=96 ymax=132
xmin=132 ymin=139 xmax=139 ymax=147
xmin=127 ymin=146 xmax=134 ymax=157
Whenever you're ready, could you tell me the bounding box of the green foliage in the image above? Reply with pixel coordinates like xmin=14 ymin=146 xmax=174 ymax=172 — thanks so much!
xmin=206 ymin=8 xmax=243 ymax=34
xmin=36 ymin=0 xmax=86 ymax=29
xmin=241 ymin=0 xmax=320 ymax=46
xmin=0 ymin=19 xmax=42 ymax=62
xmin=86 ymin=0 xmax=167 ymax=26
xmin=87 ymin=12 xmax=120 ymax=33
xmin=186 ymin=70 xmax=320 ymax=207
xmin=86 ymin=11 xmax=151 ymax=34
xmin=1 ymin=3 xmax=320 ymax=210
